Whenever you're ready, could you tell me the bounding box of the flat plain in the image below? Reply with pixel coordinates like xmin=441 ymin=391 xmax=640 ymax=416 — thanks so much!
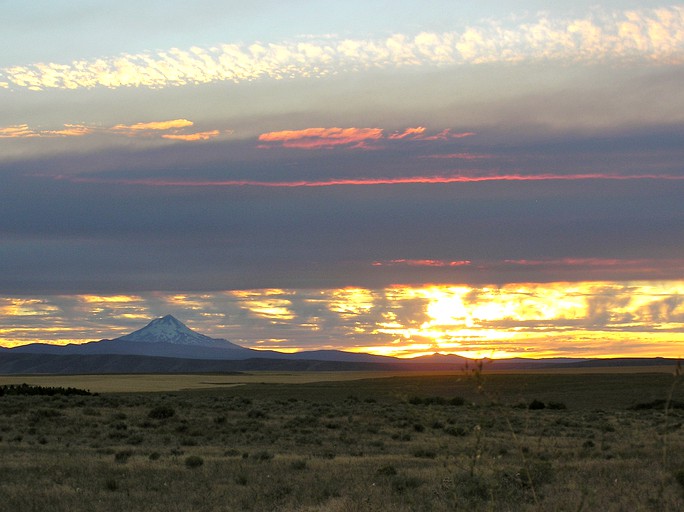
xmin=0 ymin=368 xmax=682 ymax=511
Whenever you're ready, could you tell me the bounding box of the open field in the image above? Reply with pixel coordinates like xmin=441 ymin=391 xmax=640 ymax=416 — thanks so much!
xmin=0 ymin=370 xmax=682 ymax=511
xmin=0 ymin=365 xmax=678 ymax=393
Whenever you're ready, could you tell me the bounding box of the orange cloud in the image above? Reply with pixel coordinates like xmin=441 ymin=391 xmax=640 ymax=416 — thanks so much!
xmin=258 ymin=126 xmax=477 ymax=149
xmin=419 ymin=129 xmax=476 ymax=141
xmin=42 ymin=124 xmax=92 ymax=137
xmin=373 ymin=259 xmax=472 ymax=267
xmin=0 ymin=123 xmax=92 ymax=138
xmin=0 ymin=124 xmax=39 ymax=138
xmin=61 ymin=172 xmax=684 ymax=188
xmin=161 ymin=130 xmax=221 ymax=141
xmin=112 ymin=119 xmax=194 ymax=133
xmin=388 ymin=127 xmax=427 ymax=139
xmin=0 ymin=118 xmax=223 ymax=143
xmin=258 ymin=127 xmax=384 ymax=149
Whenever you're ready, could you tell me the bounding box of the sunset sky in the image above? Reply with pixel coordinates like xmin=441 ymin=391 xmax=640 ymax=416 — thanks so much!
xmin=1 ymin=1 xmax=683 ymax=358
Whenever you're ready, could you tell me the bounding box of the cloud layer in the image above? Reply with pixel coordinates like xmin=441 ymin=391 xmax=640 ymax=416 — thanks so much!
xmin=2 ymin=6 xmax=682 ymax=91
xmin=2 ymin=281 xmax=683 ymax=358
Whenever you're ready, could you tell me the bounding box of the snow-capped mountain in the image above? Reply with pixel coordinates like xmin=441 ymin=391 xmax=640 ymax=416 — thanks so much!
xmin=115 ymin=315 xmax=235 ymax=347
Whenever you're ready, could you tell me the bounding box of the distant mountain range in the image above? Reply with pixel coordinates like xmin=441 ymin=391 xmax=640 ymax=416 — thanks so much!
xmin=0 ymin=315 xmax=678 ymax=374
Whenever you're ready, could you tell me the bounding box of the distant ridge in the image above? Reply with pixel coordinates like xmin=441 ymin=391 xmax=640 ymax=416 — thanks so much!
xmin=0 ymin=315 xmax=680 ymax=374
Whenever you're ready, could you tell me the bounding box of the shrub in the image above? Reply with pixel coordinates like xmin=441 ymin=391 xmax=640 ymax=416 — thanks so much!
xmin=391 ymin=475 xmax=423 ymax=494
xmin=185 ymin=455 xmax=204 ymax=468
xmin=528 ymin=400 xmax=546 ymax=410
xmin=412 ymin=447 xmax=437 ymax=459
xmin=445 ymin=426 xmax=468 ymax=437
xmin=547 ymin=401 xmax=567 ymax=410
xmin=674 ymin=469 xmax=684 ymax=492
xmin=251 ymin=450 xmax=274 ymax=461
xmin=148 ymin=405 xmax=175 ymax=420
xmin=377 ymin=464 xmax=397 ymax=476
xmin=290 ymin=459 xmax=307 ymax=470
xmin=114 ymin=450 xmax=133 ymax=463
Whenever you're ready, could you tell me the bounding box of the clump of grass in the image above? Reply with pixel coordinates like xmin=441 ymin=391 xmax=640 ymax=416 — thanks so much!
xmin=148 ymin=405 xmax=175 ymax=419
xmin=290 ymin=459 xmax=307 ymax=470
xmin=412 ymin=447 xmax=437 ymax=459
xmin=674 ymin=469 xmax=684 ymax=493
xmin=251 ymin=450 xmax=273 ymax=461
xmin=377 ymin=464 xmax=397 ymax=476
xmin=391 ymin=475 xmax=423 ymax=494
xmin=114 ymin=450 xmax=133 ymax=463
xmin=185 ymin=455 xmax=204 ymax=468
xmin=104 ymin=478 xmax=118 ymax=491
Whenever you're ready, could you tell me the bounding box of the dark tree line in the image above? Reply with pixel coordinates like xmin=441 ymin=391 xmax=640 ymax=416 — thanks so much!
xmin=0 ymin=383 xmax=92 ymax=396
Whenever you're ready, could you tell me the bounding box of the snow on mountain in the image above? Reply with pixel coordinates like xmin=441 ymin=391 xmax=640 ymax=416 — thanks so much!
xmin=115 ymin=315 xmax=238 ymax=347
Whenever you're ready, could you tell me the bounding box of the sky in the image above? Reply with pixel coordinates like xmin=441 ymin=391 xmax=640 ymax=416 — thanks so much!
xmin=1 ymin=1 xmax=683 ymax=359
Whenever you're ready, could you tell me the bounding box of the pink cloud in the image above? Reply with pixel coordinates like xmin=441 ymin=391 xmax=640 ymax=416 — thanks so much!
xmin=257 ymin=126 xmax=477 ymax=149
xmin=418 ymin=129 xmax=476 ymax=141
xmin=161 ymin=130 xmax=221 ymax=141
xmin=388 ymin=127 xmax=427 ymax=139
xmin=422 ymin=153 xmax=493 ymax=160
xmin=258 ymin=127 xmax=384 ymax=149
xmin=372 ymin=259 xmax=472 ymax=267
xmin=59 ymin=172 xmax=684 ymax=188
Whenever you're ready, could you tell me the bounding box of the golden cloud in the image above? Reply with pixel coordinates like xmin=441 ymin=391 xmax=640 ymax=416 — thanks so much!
xmin=0 ymin=119 xmax=222 ymax=143
xmin=112 ymin=119 xmax=194 ymax=132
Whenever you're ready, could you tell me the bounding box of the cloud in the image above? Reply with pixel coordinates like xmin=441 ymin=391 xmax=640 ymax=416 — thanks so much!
xmin=422 ymin=153 xmax=493 ymax=160
xmin=112 ymin=119 xmax=194 ymax=132
xmin=257 ymin=126 xmax=472 ymax=149
xmin=58 ymin=172 xmax=684 ymax=188
xmin=161 ymin=130 xmax=222 ymax=141
xmin=0 ymin=123 xmax=93 ymax=139
xmin=2 ymin=282 xmax=684 ymax=358
xmin=2 ymin=6 xmax=682 ymax=91
xmin=0 ymin=119 xmax=222 ymax=142
xmin=258 ymin=127 xmax=384 ymax=149
xmin=373 ymin=259 xmax=472 ymax=267
xmin=388 ymin=127 xmax=427 ymax=139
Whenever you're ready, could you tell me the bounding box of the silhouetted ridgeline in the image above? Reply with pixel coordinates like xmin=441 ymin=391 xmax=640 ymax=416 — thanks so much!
xmin=0 ymin=352 xmax=679 ymax=375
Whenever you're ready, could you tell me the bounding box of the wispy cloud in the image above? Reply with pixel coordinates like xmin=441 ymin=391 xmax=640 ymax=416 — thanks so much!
xmin=258 ymin=127 xmax=384 ymax=149
xmin=59 ymin=172 xmax=684 ymax=188
xmin=373 ymin=259 xmax=472 ymax=267
xmin=258 ymin=126 xmax=474 ymax=149
xmin=0 ymin=123 xmax=92 ymax=138
xmin=2 ymin=7 xmax=682 ymax=91
xmin=161 ymin=130 xmax=222 ymax=141
xmin=112 ymin=119 xmax=194 ymax=132
xmin=422 ymin=153 xmax=493 ymax=160
xmin=0 ymin=119 xmax=224 ymax=142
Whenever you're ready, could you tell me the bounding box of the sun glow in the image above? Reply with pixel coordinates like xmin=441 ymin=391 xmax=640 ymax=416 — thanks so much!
xmin=1 ymin=281 xmax=683 ymax=358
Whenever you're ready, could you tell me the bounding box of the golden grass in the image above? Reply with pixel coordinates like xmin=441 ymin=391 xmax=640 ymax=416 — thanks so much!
xmin=0 ymin=365 xmax=676 ymax=393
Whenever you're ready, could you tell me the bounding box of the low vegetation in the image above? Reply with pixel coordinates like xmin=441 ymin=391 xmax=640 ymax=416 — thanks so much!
xmin=0 ymin=371 xmax=681 ymax=511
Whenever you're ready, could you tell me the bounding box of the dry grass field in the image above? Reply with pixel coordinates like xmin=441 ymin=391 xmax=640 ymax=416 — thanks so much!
xmin=0 ymin=368 xmax=682 ymax=511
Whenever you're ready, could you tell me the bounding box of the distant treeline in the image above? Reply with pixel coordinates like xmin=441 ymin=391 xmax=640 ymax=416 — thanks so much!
xmin=0 ymin=383 xmax=92 ymax=396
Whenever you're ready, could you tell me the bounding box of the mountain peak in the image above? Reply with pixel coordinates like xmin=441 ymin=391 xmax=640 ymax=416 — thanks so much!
xmin=116 ymin=315 xmax=223 ymax=346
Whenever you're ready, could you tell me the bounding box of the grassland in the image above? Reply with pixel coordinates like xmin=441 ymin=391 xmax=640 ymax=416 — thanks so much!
xmin=0 ymin=369 xmax=682 ymax=511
